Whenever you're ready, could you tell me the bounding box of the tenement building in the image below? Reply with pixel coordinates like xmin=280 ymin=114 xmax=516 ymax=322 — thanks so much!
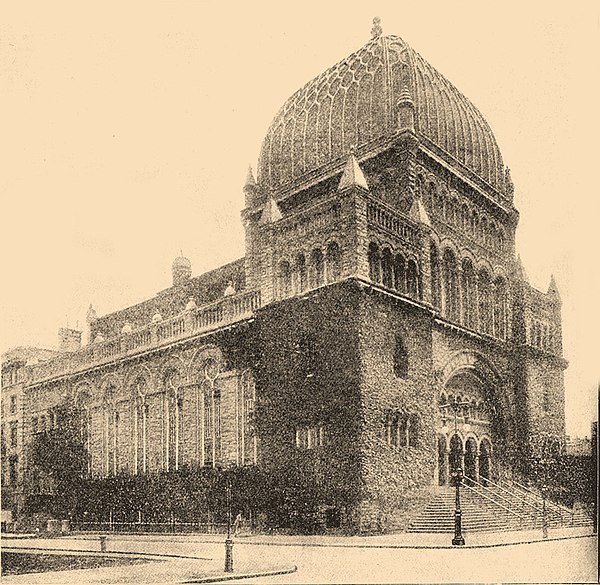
xmin=1 ymin=22 xmax=568 ymax=531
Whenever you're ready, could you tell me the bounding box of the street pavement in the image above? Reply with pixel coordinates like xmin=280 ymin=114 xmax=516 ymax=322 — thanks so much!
xmin=2 ymin=528 xmax=597 ymax=584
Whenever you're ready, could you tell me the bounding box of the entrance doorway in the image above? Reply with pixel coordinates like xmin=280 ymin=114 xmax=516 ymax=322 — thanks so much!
xmin=479 ymin=439 xmax=492 ymax=485
xmin=464 ymin=438 xmax=478 ymax=481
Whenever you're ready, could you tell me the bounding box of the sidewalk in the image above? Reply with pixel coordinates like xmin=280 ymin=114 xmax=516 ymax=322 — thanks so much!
xmin=3 ymin=525 xmax=595 ymax=551
xmin=1 ymin=528 xmax=596 ymax=584
xmin=1 ymin=543 xmax=296 ymax=584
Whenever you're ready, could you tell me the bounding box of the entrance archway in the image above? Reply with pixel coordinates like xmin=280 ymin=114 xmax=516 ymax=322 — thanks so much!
xmin=479 ymin=438 xmax=492 ymax=485
xmin=464 ymin=437 xmax=478 ymax=481
xmin=449 ymin=434 xmax=463 ymax=474
xmin=437 ymin=436 xmax=448 ymax=486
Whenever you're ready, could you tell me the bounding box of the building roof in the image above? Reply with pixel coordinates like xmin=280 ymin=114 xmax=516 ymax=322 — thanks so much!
xmin=258 ymin=33 xmax=506 ymax=196
xmin=90 ymin=258 xmax=246 ymax=339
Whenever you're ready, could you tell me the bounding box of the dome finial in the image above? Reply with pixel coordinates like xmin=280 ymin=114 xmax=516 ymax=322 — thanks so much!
xmin=371 ymin=17 xmax=382 ymax=39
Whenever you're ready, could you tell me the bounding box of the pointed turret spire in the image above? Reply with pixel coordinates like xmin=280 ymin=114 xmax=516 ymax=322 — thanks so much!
xmin=515 ymin=255 xmax=529 ymax=283
xmin=547 ymin=274 xmax=561 ymax=301
xmin=244 ymin=165 xmax=257 ymax=193
xmin=338 ymin=147 xmax=369 ymax=192
xmin=259 ymin=189 xmax=283 ymax=224
xmin=409 ymin=197 xmax=431 ymax=227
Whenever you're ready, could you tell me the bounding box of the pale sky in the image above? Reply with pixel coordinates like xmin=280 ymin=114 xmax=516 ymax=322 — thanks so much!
xmin=1 ymin=1 xmax=598 ymax=437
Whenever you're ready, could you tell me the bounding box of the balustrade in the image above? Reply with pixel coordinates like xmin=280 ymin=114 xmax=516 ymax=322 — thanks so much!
xmin=367 ymin=201 xmax=419 ymax=246
xmin=26 ymin=290 xmax=262 ymax=386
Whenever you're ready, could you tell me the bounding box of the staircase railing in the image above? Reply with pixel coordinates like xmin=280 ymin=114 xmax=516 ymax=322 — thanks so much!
xmin=504 ymin=479 xmax=574 ymax=526
xmin=464 ymin=476 xmax=553 ymax=527
xmin=461 ymin=481 xmax=524 ymax=526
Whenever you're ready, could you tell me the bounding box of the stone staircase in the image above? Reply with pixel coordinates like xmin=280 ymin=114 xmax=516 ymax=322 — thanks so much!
xmin=408 ymin=478 xmax=593 ymax=533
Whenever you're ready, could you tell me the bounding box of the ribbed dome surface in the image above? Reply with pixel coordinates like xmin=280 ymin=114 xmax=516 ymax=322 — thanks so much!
xmin=258 ymin=35 xmax=505 ymax=193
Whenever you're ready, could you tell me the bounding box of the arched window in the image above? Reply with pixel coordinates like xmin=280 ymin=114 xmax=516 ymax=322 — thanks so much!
xmin=394 ymin=254 xmax=406 ymax=293
xmin=381 ymin=248 xmax=393 ymax=288
xmin=241 ymin=371 xmax=257 ymax=465
xmin=406 ymin=259 xmax=419 ymax=298
xmin=132 ymin=377 xmax=148 ymax=474
xmin=461 ymin=203 xmax=470 ymax=232
xmin=493 ymin=277 xmax=507 ymax=339
xmin=461 ymin=259 xmax=476 ymax=329
xmin=325 ymin=242 xmax=342 ymax=283
xmin=430 ymin=245 xmax=441 ymax=309
xmin=368 ymin=243 xmax=381 ymax=283
xmin=408 ymin=414 xmax=419 ymax=447
xmin=102 ymin=385 xmax=118 ymax=476
xmin=277 ymin=260 xmax=292 ymax=298
xmin=76 ymin=388 xmax=92 ymax=477
xmin=498 ymin=228 xmax=505 ymax=252
xmin=296 ymin=254 xmax=307 ymax=293
xmin=478 ymin=269 xmax=492 ymax=335
xmin=428 ymin=182 xmax=437 ymax=212
xmin=309 ymin=248 xmax=324 ymax=288
xmin=164 ymin=369 xmax=183 ymax=471
xmin=543 ymin=386 xmax=551 ymax=412
xmin=393 ymin=335 xmax=408 ymax=378
xmin=443 ymin=249 xmax=459 ymax=321
xmin=481 ymin=217 xmax=489 ymax=247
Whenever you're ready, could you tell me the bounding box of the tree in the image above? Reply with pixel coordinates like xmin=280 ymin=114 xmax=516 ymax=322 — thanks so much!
xmin=27 ymin=403 xmax=88 ymax=518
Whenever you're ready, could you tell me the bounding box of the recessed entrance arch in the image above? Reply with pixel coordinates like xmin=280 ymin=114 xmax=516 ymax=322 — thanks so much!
xmin=464 ymin=437 xmax=478 ymax=481
xmin=479 ymin=438 xmax=492 ymax=485
xmin=437 ymin=436 xmax=447 ymax=486
xmin=436 ymin=359 xmax=500 ymax=486
xmin=449 ymin=434 xmax=463 ymax=473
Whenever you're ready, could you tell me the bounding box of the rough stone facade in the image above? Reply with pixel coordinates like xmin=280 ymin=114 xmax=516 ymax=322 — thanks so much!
xmin=1 ymin=26 xmax=568 ymax=532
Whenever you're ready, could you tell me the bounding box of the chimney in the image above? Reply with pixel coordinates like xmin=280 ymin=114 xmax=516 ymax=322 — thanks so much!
xmin=58 ymin=327 xmax=82 ymax=352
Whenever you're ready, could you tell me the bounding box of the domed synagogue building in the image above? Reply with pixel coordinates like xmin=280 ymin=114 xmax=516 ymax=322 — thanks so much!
xmin=9 ymin=20 xmax=567 ymax=532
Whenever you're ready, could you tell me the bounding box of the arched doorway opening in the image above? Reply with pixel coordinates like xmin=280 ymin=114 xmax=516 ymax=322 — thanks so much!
xmin=449 ymin=434 xmax=463 ymax=475
xmin=437 ymin=436 xmax=448 ymax=486
xmin=464 ymin=437 xmax=478 ymax=481
xmin=479 ymin=438 xmax=492 ymax=485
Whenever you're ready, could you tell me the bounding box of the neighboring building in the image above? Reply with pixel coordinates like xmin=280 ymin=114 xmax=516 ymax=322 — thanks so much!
xmin=1 ymin=345 xmax=60 ymax=521
xmin=566 ymin=436 xmax=592 ymax=457
xmin=4 ymin=22 xmax=568 ymax=531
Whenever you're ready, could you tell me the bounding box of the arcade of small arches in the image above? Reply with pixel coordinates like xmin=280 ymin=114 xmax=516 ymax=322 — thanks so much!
xmin=68 ymin=359 xmax=257 ymax=479
xmin=437 ymin=432 xmax=493 ymax=486
xmin=430 ymin=244 xmax=508 ymax=339
xmin=415 ymin=171 xmax=507 ymax=255
xmin=528 ymin=318 xmax=558 ymax=353
xmin=436 ymin=369 xmax=497 ymax=486
xmin=276 ymin=240 xmax=342 ymax=298
xmin=368 ymin=242 xmax=422 ymax=299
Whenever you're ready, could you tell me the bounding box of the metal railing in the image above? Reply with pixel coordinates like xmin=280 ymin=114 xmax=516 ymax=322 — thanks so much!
xmin=504 ymin=479 xmax=574 ymax=526
xmin=461 ymin=481 xmax=524 ymax=525
xmin=464 ymin=476 xmax=550 ymax=526
xmin=461 ymin=480 xmax=524 ymax=525
xmin=72 ymin=521 xmax=229 ymax=534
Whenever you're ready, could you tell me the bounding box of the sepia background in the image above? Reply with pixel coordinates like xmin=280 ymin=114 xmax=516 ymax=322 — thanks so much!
xmin=1 ymin=0 xmax=598 ymax=438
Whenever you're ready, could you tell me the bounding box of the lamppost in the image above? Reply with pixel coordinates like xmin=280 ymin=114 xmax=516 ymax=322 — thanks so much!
xmin=530 ymin=435 xmax=555 ymax=540
xmin=440 ymin=396 xmax=471 ymax=546
xmin=224 ymin=477 xmax=234 ymax=572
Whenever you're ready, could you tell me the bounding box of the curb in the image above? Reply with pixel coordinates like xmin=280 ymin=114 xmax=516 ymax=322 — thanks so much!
xmin=182 ymin=565 xmax=298 ymax=583
xmin=2 ymin=546 xmax=211 ymax=561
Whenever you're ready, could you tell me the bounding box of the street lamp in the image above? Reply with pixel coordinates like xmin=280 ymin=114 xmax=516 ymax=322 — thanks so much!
xmin=440 ymin=396 xmax=471 ymax=546
xmin=224 ymin=477 xmax=234 ymax=572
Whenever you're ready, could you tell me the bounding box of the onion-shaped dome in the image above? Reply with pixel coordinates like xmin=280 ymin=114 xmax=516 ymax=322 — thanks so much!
xmin=258 ymin=32 xmax=506 ymax=195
